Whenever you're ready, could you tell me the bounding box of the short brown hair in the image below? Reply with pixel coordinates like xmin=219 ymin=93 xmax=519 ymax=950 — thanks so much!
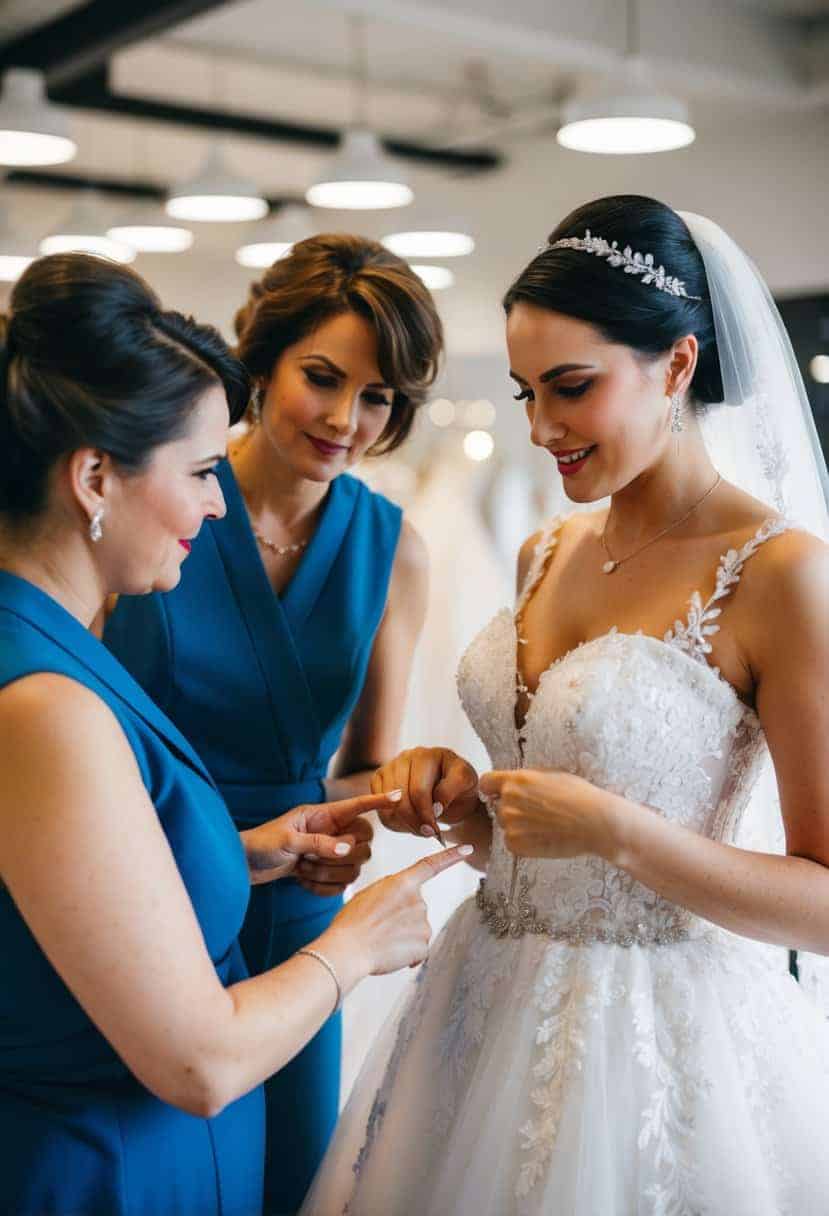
xmin=234 ymin=233 xmax=443 ymax=454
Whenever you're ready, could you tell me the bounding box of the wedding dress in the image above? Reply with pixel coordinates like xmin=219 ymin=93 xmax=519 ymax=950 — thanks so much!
xmin=301 ymin=513 xmax=829 ymax=1216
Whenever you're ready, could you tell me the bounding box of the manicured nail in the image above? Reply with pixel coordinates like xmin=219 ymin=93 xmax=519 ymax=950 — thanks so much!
xmin=420 ymin=824 xmax=436 ymax=837
xmin=335 ymin=842 xmax=351 ymax=856
xmin=459 ymin=845 xmax=474 ymax=856
xmin=432 ymin=801 xmax=444 ymax=817
xmin=387 ymin=788 xmax=403 ymax=802
xmin=305 ymin=853 xmax=319 ymax=861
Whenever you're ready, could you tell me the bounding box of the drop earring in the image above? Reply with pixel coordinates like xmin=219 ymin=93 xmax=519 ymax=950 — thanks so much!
xmin=669 ymin=393 xmax=683 ymax=434
xmin=89 ymin=506 xmax=104 ymax=543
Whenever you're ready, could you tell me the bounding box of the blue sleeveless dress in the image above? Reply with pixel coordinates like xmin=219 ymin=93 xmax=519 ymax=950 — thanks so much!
xmin=105 ymin=461 xmax=402 ymax=1213
xmin=0 ymin=571 xmax=264 ymax=1216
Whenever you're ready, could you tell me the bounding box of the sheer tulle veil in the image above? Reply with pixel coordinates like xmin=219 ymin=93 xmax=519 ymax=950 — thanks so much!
xmin=680 ymin=211 xmax=829 ymax=999
xmin=679 ymin=212 xmax=829 ymax=532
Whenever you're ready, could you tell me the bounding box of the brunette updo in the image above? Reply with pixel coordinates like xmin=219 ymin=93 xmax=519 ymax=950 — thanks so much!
xmin=503 ymin=195 xmax=724 ymax=407
xmin=234 ymin=233 xmax=444 ymax=453
xmin=0 ymin=253 xmax=249 ymax=522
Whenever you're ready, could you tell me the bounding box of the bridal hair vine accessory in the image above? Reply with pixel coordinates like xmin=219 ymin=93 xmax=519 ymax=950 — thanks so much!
xmin=542 ymin=231 xmax=701 ymax=300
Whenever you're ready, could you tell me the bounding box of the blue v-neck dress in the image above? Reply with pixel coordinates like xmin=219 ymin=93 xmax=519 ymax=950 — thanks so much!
xmin=0 ymin=572 xmax=264 ymax=1216
xmin=105 ymin=461 xmax=402 ymax=1213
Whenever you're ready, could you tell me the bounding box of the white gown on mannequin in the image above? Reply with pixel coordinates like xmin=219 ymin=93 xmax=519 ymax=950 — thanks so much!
xmin=302 ymin=513 xmax=829 ymax=1216
xmin=341 ymin=454 xmax=511 ymax=1101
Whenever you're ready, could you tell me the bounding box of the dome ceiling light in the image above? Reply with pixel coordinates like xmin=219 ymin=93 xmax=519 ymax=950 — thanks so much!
xmin=557 ymin=0 xmax=695 ymax=155
xmin=40 ymin=192 xmax=135 ymax=262
xmin=236 ymin=203 xmax=316 ymax=268
xmin=307 ymin=16 xmax=412 ymax=210
xmin=166 ymin=144 xmax=268 ymax=222
xmin=0 ymin=68 xmax=76 ymax=167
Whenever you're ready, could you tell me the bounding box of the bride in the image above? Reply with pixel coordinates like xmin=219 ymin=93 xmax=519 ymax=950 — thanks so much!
xmin=300 ymin=195 xmax=829 ymax=1215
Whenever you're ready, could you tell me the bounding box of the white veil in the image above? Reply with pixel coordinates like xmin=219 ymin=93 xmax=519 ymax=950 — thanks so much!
xmin=680 ymin=212 xmax=829 ymax=1003
xmin=679 ymin=212 xmax=829 ymax=530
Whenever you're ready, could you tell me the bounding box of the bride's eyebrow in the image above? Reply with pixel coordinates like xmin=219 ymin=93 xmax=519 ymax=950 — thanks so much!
xmin=509 ymin=363 xmax=596 ymax=384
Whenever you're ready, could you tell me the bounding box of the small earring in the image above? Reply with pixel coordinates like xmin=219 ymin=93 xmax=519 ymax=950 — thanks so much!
xmin=668 ymin=393 xmax=683 ymax=434
xmin=249 ymin=384 xmax=262 ymax=419
xmin=89 ymin=506 xmax=104 ymax=543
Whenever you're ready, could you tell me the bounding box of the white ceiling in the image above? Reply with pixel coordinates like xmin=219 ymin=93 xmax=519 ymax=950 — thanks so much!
xmin=1 ymin=0 xmax=827 ymax=358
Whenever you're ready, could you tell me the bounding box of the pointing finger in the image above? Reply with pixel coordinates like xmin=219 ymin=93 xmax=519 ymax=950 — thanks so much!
xmin=404 ymin=843 xmax=474 ymax=888
xmin=319 ymin=789 xmax=403 ymax=834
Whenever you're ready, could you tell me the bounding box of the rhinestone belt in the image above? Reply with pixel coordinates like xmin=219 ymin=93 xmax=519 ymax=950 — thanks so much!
xmin=476 ymin=875 xmax=700 ymax=948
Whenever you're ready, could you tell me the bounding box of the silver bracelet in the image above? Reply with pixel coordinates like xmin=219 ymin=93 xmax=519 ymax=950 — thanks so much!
xmin=296 ymin=948 xmax=342 ymax=1013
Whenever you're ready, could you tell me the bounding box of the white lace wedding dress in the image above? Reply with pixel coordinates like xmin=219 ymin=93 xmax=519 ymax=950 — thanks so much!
xmin=301 ymin=516 xmax=829 ymax=1216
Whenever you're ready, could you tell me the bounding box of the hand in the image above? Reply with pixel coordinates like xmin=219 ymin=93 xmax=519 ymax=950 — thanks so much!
xmin=325 ymin=843 xmax=474 ymax=977
xmin=370 ymin=747 xmax=481 ymax=838
xmin=242 ymin=791 xmax=400 ymax=888
xmin=478 ymin=769 xmax=622 ymax=861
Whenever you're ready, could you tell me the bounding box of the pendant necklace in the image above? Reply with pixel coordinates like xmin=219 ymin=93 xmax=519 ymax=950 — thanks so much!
xmin=600 ymin=473 xmax=721 ymax=574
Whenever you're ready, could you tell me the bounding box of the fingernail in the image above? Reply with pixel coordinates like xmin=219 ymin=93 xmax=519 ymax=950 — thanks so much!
xmin=305 ymin=853 xmax=318 ymax=861
xmin=387 ymin=789 xmax=403 ymax=802
xmin=335 ymin=842 xmax=351 ymax=856
xmin=420 ymin=824 xmax=436 ymax=838
xmin=459 ymin=845 xmax=474 ymax=856
xmin=432 ymin=801 xmax=444 ymax=817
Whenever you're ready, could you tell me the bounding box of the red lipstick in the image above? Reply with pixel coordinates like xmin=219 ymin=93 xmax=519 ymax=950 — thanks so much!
xmin=553 ymin=445 xmax=596 ymax=477
xmin=306 ymin=434 xmax=350 ymax=459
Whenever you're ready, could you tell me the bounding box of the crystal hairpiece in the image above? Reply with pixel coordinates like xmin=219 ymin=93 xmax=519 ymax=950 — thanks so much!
xmin=542 ymin=230 xmax=701 ymax=300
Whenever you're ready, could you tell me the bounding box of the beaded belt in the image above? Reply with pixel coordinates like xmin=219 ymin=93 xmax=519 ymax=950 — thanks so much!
xmin=476 ymin=875 xmax=699 ymax=948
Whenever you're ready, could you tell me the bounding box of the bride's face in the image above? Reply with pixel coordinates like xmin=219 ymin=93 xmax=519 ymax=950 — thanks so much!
xmin=506 ymin=302 xmax=671 ymax=503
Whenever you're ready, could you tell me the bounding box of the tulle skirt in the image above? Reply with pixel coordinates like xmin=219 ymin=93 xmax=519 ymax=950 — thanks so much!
xmin=301 ymin=896 xmax=829 ymax=1216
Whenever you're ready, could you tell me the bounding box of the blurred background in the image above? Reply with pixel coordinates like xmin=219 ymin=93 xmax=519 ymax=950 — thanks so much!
xmin=2 ymin=0 xmax=827 ymax=1091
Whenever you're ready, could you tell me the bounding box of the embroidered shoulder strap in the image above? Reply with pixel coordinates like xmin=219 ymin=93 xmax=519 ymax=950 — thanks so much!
xmin=515 ymin=516 xmax=565 ymax=621
xmin=664 ymin=516 xmax=790 ymax=664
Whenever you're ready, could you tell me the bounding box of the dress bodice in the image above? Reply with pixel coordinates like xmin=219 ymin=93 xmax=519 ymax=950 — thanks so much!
xmin=457 ymin=515 xmax=788 ymax=947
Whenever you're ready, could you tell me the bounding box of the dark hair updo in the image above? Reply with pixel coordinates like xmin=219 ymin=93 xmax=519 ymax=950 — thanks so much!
xmin=503 ymin=195 xmax=723 ymax=407
xmin=234 ymin=233 xmax=444 ymax=454
xmin=0 ymin=253 xmax=250 ymax=523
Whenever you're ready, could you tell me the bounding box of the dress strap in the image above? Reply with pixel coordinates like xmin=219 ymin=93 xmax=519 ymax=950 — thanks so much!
xmin=664 ymin=516 xmax=791 ymax=665
xmin=515 ymin=516 xmax=565 ymax=623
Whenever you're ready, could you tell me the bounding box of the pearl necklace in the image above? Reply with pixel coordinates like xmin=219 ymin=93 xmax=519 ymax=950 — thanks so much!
xmin=252 ymin=529 xmax=310 ymax=557
xmin=600 ymin=473 xmax=722 ymax=574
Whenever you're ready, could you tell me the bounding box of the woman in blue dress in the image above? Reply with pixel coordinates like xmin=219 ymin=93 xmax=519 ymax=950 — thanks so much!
xmin=105 ymin=234 xmax=445 ymax=1213
xmin=0 ymin=252 xmax=470 ymax=1216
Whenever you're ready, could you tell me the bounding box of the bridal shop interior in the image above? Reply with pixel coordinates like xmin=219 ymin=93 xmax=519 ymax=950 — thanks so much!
xmin=2 ymin=0 xmax=828 ymax=1098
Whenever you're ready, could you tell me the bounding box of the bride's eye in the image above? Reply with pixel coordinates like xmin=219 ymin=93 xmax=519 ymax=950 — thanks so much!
xmin=557 ymin=380 xmax=592 ymax=399
xmin=513 ymin=388 xmax=533 ymax=402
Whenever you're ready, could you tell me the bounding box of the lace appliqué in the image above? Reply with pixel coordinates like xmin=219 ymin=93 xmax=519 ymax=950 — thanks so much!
xmin=664 ymin=516 xmax=789 ymax=665
xmin=342 ymin=963 xmax=432 ymax=1215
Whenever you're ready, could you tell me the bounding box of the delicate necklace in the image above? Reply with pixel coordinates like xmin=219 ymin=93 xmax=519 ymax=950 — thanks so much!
xmin=600 ymin=473 xmax=722 ymax=574
xmin=252 ymin=528 xmax=310 ymax=557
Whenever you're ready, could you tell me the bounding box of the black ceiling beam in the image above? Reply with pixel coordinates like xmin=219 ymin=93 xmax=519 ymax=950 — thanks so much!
xmin=52 ymin=67 xmax=501 ymax=174
xmin=2 ymin=167 xmax=301 ymax=212
xmin=0 ymin=0 xmax=501 ymax=175
xmin=0 ymin=0 xmax=230 ymax=87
